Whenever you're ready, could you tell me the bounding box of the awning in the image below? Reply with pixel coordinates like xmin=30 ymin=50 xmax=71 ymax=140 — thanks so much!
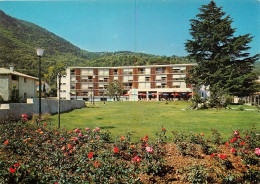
xmin=163 ymin=93 xmax=169 ymax=95
xmin=188 ymin=92 xmax=195 ymax=96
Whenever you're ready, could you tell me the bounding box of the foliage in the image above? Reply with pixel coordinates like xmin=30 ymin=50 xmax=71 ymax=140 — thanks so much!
xmin=0 ymin=116 xmax=259 ymax=183
xmin=185 ymin=1 xmax=259 ymax=105
xmin=10 ymin=84 xmax=20 ymax=102
xmin=107 ymin=80 xmax=124 ymax=101
xmin=0 ymin=9 xmax=192 ymax=94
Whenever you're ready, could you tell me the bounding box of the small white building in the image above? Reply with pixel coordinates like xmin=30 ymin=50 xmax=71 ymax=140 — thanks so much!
xmin=0 ymin=67 xmax=38 ymax=102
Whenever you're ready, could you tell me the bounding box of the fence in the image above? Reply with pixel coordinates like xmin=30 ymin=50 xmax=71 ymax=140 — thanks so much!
xmin=0 ymin=98 xmax=85 ymax=121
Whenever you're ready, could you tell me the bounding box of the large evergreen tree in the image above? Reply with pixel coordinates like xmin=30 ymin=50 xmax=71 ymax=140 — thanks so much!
xmin=185 ymin=1 xmax=259 ymax=101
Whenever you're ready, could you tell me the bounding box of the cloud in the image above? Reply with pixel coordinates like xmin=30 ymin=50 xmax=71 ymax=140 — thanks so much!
xmin=112 ymin=34 xmax=119 ymax=40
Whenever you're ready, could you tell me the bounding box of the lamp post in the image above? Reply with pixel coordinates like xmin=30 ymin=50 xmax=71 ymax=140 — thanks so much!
xmin=58 ymin=72 xmax=61 ymax=129
xmin=36 ymin=48 xmax=44 ymax=122
xmin=93 ymin=75 xmax=95 ymax=105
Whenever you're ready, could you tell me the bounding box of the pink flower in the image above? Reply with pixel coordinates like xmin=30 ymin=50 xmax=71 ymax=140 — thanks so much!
xmin=132 ymin=156 xmax=141 ymax=163
xmin=96 ymin=127 xmax=101 ymax=131
xmin=78 ymin=133 xmax=82 ymax=137
xmin=85 ymin=128 xmax=90 ymax=131
xmin=74 ymin=129 xmax=80 ymax=133
xmin=146 ymin=146 xmax=153 ymax=153
xmin=74 ymin=137 xmax=78 ymax=141
xmin=20 ymin=114 xmax=29 ymax=118
xmin=61 ymin=146 xmax=66 ymax=150
xmin=230 ymin=148 xmax=236 ymax=152
xmin=240 ymin=142 xmax=245 ymax=146
xmin=255 ymin=148 xmax=260 ymax=156
xmin=22 ymin=118 xmax=28 ymax=121
xmin=84 ymin=135 xmax=88 ymax=138
xmin=234 ymin=131 xmax=239 ymax=135
xmin=93 ymin=129 xmax=96 ymax=132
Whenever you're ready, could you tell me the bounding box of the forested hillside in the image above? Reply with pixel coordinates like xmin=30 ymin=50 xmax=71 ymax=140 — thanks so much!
xmin=1 ymin=9 xmax=258 ymax=89
xmin=0 ymin=10 xmax=192 ymax=78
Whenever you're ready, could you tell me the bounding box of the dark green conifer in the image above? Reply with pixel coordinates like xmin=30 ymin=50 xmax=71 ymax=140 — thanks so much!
xmin=185 ymin=1 xmax=259 ymax=101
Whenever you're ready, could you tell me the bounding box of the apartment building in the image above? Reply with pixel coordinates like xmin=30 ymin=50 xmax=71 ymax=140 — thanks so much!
xmin=59 ymin=64 xmax=197 ymax=101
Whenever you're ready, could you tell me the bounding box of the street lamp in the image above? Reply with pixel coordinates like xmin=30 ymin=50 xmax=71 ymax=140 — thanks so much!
xmin=58 ymin=72 xmax=61 ymax=129
xmin=93 ymin=75 xmax=95 ymax=105
xmin=36 ymin=48 xmax=44 ymax=122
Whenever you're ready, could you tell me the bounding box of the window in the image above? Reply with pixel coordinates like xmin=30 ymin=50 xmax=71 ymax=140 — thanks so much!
xmin=173 ymin=85 xmax=180 ymax=88
xmin=11 ymin=75 xmax=19 ymax=81
xmin=114 ymin=69 xmax=118 ymax=75
xmin=24 ymin=78 xmax=27 ymax=83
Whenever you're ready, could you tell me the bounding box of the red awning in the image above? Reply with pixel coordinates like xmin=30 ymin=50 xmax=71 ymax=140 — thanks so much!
xmin=138 ymin=93 xmax=146 ymax=96
xmin=124 ymin=94 xmax=131 ymax=96
xmin=188 ymin=93 xmax=195 ymax=96
xmin=171 ymin=93 xmax=179 ymax=96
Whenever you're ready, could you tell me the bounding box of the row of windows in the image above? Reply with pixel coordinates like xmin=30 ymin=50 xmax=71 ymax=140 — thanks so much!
xmin=71 ymin=68 xmax=187 ymax=75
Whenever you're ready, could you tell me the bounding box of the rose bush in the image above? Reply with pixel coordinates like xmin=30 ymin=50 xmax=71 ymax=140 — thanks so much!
xmin=0 ymin=115 xmax=259 ymax=183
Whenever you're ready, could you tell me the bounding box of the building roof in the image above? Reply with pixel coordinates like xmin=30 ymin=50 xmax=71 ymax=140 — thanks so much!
xmin=0 ymin=68 xmax=38 ymax=80
xmin=68 ymin=63 xmax=197 ymax=69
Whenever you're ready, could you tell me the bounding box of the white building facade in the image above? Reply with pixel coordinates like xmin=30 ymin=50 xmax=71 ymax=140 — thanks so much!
xmin=59 ymin=64 xmax=198 ymax=101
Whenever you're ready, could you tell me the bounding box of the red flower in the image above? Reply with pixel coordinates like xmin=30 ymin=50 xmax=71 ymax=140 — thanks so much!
xmin=67 ymin=144 xmax=73 ymax=149
xmin=4 ymin=140 xmax=9 ymax=145
xmin=140 ymin=137 xmax=143 ymax=140
xmin=114 ymin=147 xmax=119 ymax=153
xmin=245 ymin=136 xmax=249 ymax=139
xmin=219 ymin=154 xmax=227 ymax=159
xmin=237 ymin=135 xmax=241 ymax=138
xmin=145 ymin=138 xmax=148 ymax=142
xmin=132 ymin=156 xmax=141 ymax=163
xmin=225 ymin=142 xmax=229 ymax=147
xmin=60 ymin=138 xmax=65 ymax=141
xmin=20 ymin=114 xmax=29 ymax=118
xmin=145 ymin=135 xmax=148 ymax=138
xmin=240 ymin=142 xmax=245 ymax=146
xmin=88 ymin=152 xmax=94 ymax=158
xmin=14 ymin=163 xmax=20 ymax=167
xmin=64 ymin=152 xmax=68 ymax=156
xmin=230 ymin=148 xmax=236 ymax=152
xmin=210 ymin=153 xmax=215 ymax=157
xmin=22 ymin=118 xmax=28 ymax=121
xmin=61 ymin=146 xmax=66 ymax=150
xmin=55 ymin=132 xmax=59 ymax=135
xmin=10 ymin=167 xmax=16 ymax=173
xmin=162 ymin=127 xmax=166 ymax=131
xmin=44 ymin=123 xmax=47 ymax=126
xmin=234 ymin=131 xmax=239 ymax=135
xmin=244 ymin=149 xmax=248 ymax=154
xmin=74 ymin=129 xmax=80 ymax=133
xmin=230 ymin=138 xmax=237 ymax=143
xmin=94 ymin=161 xmax=101 ymax=168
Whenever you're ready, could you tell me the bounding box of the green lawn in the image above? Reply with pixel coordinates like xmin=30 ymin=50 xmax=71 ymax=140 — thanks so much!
xmin=51 ymin=101 xmax=260 ymax=142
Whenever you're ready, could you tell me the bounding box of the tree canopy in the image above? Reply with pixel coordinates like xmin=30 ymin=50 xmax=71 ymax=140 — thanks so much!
xmin=185 ymin=1 xmax=259 ymax=100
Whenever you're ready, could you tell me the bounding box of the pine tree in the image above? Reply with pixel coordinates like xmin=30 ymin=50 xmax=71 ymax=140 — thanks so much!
xmin=185 ymin=1 xmax=259 ymax=103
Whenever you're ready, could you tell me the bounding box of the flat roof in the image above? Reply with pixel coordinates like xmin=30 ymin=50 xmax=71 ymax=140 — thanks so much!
xmin=0 ymin=68 xmax=38 ymax=80
xmin=68 ymin=63 xmax=197 ymax=69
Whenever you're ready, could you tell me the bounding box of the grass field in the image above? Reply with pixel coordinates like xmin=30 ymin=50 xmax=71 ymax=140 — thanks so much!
xmin=51 ymin=101 xmax=260 ymax=142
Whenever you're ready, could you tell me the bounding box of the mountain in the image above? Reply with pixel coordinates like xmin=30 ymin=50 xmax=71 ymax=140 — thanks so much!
xmin=0 ymin=10 xmax=193 ymax=77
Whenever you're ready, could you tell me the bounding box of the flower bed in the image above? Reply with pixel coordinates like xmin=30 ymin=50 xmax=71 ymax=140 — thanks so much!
xmin=0 ymin=115 xmax=259 ymax=183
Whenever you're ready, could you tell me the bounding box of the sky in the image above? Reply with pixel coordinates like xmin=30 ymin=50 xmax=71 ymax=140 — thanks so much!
xmin=0 ymin=0 xmax=259 ymax=57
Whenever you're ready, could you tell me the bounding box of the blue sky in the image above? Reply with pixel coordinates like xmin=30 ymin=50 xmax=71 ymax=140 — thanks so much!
xmin=0 ymin=0 xmax=259 ymax=57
